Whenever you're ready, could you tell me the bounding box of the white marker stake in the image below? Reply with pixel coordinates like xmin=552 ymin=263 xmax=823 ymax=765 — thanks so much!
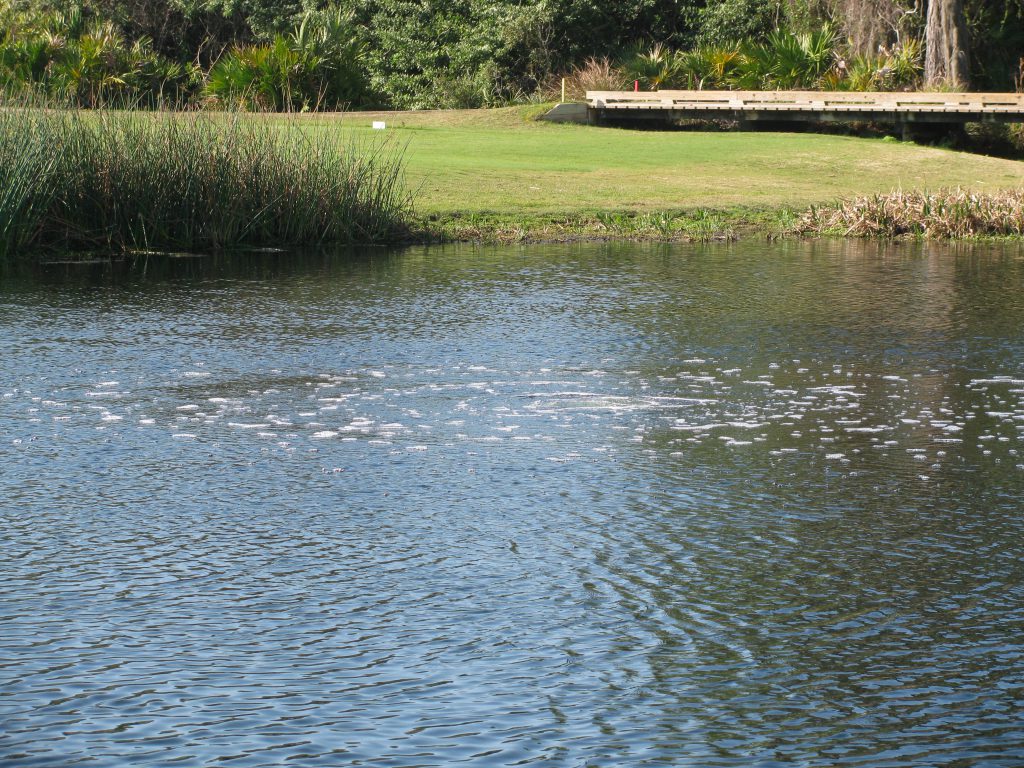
xmin=372 ymin=121 xmax=386 ymax=130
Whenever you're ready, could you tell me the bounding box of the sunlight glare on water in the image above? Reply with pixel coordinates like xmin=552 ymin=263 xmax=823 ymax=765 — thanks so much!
xmin=2 ymin=240 xmax=1024 ymax=766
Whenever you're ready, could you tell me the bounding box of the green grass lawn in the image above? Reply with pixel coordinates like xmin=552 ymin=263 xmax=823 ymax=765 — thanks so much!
xmin=298 ymin=106 xmax=1024 ymax=219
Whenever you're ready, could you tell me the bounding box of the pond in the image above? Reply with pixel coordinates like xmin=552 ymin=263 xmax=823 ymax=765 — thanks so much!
xmin=2 ymin=240 xmax=1023 ymax=766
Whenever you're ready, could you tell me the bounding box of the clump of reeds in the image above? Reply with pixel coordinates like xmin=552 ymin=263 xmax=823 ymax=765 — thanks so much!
xmin=0 ymin=106 xmax=65 ymax=258
xmin=543 ymin=57 xmax=625 ymax=102
xmin=0 ymin=96 xmax=411 ymax=260
xmin=797 ymin=189 xmax=1024 ymax=239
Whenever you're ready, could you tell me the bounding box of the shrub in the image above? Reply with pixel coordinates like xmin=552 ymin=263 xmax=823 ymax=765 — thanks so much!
xmin=545 ymin=57 xmax=625 ymax=101
xmin=797 ymin=189 xmax=1024 ymax=238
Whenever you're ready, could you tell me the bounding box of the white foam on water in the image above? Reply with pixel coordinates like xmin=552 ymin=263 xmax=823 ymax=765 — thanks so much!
xmin=650 ymin=396 xmax=719 ymax=405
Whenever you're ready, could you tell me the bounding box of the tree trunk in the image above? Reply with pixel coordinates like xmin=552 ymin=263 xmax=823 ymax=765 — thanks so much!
xmin=837 ymin=0 xmax=907 ymax=57
xmin=925 ymin=0 xmax=970 ymax=88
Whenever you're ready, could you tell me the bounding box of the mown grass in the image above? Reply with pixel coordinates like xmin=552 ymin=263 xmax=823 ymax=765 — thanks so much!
xmin=0 ymin=100 xmax=410 ymax=261
xmin=297 ymin=106 xmax=1024 ymax=222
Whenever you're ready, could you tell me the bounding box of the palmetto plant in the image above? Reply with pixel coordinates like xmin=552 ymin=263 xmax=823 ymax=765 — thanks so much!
xmin=206 ymin=9 xmax=369 ymax=111
xmin=618 ymin=42 xmax=686 ymax=90
xmin=735 ymin=26 xmax=839 ymax=90
xmin=49 ymin=21 xmax=132 ymax=106
xmin=0 ymin=4 xmax=192 ymax=106
xmin=207 ymin=38 xmax=304 ymax=111
xmin=677 ymin=45 xmax=743 ymax=89
xmin=832 ymin=39 xmax=923 ymax=92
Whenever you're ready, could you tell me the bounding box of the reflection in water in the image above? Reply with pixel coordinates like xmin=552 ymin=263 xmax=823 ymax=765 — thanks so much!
xmin=2 ymin=240 xmax=1023 ymax=766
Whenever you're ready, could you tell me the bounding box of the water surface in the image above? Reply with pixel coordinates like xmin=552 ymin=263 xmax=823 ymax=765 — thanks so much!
xmin=2 ymin=241 xmax=1023 ymax=766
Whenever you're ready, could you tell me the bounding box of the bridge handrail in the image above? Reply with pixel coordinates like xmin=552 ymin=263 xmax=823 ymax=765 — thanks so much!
xmin=586 ymin=90 xmax=1024 ymax=113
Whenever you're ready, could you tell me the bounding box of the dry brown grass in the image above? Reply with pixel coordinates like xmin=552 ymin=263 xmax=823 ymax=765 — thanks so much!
xmin=541 ymin=57 xmax=625 ymax=101
xmin=797 ymin=189 xmax=1024 ymax=238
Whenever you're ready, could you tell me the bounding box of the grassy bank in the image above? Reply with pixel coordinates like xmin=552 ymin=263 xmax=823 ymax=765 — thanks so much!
xmin=0 ymin=104 xmax=410 ymax=261
xmin=4 ymin=104 xmax=1024 ymax=259
xmin=297 ymin=106 xmax=1024 ymax=242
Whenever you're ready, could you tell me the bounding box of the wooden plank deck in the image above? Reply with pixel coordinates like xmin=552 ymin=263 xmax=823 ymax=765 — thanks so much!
xmin=585 ymin=90 xmax=1024 ymax=125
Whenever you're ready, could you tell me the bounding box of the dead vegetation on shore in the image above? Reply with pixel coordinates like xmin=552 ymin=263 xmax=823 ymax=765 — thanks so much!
xmin=797 ymin=189 xmax=1024 ymax=239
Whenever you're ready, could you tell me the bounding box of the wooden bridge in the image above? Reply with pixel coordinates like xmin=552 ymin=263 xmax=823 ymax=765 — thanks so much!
xmin=570 ymin=90 xmax=1024 ymax=133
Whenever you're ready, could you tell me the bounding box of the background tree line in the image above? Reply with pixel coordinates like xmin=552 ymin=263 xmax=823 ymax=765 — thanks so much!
xmin=2 ymin=0 xmax=1022 ymax=109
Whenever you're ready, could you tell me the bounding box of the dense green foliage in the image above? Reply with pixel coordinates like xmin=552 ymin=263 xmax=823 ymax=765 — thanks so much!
xmin=0 ymin=3 xmax=197 ymax=104
xmin=0 ymin=100 xmax=410 ymax=259
xmin=593 ymin=27 xmax=922 ymax=93
xmin=205 ymin=7 xmax=369 ymax=109
xmin=1 ymin=0 xmax=1022 ymax=110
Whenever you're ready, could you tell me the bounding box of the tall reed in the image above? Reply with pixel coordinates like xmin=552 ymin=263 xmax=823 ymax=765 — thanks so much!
xmin=0 ymin=105 xmax=63 ymax=259
xmin=0 ymin=98 xmax=411 ymax=260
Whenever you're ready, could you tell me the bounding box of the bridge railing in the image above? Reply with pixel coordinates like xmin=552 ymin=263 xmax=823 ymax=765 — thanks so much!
xmin=586 ymin=90 xmax=1024 ymax=114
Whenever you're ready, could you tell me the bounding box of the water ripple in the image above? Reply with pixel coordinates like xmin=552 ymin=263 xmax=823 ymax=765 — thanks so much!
xmin=2 ymin=241 xmax=1024 ymax=766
